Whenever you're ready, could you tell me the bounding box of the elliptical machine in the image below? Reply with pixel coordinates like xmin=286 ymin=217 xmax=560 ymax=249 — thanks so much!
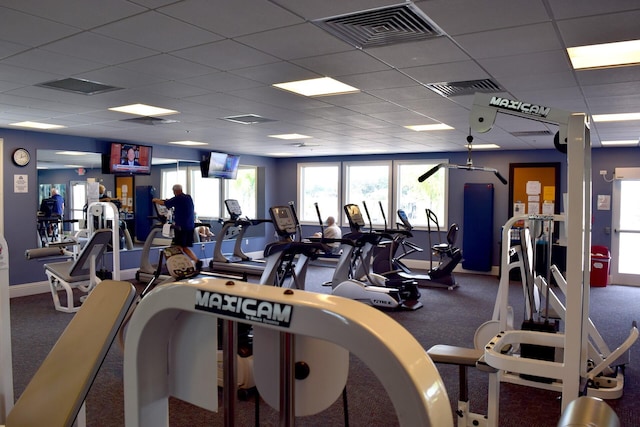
xmin=328 ymin=203 xmax=422 ymax=310
xmin=423 ymin=208 xmax=462 ymax=289
xmin=370 ymin=204 xmax=461 ymax=290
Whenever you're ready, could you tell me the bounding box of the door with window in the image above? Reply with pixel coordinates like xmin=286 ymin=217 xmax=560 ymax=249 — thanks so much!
xmin=70 ymin=181 xmax=87 ymax=231
xmin=610 ymin=178 xmax=640 ymax=286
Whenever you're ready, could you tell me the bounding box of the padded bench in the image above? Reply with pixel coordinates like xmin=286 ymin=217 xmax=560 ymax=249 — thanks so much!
xmin=44 ymin=229 xmax=112 ymax=313
xmin=427 ymin=344 xmax=497 ymax=427
xmin=4 ymin=280 xmax=135 ymax=427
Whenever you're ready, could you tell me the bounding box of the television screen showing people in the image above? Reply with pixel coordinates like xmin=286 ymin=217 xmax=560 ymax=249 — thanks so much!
xmin=109 ymin=143 xmax=152 ymax=174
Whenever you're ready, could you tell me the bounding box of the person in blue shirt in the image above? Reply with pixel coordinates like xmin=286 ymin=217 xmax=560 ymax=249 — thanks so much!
xmin=50 ymin=188 xmax=64 ymax=216
xmin=152 ymin=184 xmax=201 ymax=270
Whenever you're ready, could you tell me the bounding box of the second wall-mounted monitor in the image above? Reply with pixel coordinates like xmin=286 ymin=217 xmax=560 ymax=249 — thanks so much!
xmin=204 ymin=152 xmax=240 ymax=179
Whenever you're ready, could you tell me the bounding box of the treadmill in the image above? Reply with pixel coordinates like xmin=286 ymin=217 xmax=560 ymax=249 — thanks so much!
xmin=208 ymin=199 xmax=272 ymax=276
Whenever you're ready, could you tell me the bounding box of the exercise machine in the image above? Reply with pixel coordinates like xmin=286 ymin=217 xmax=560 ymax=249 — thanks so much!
xmin=329 ymin=203 xmax=422 ymax=310
xmin=135 ymin=202 xmax=173 ymax=283
xmin=370 ymin=204 xmax=461 ymax=289
xmin=44 ymin=229 xmax=115 ymax=313
xmin=440 ymin=92 xmax=639 ymax=423
xmin=260 ymin=202 xmax=330 ymax=289
xmin=492 ymin=217 xmax=638 ymax=397
xmin=210 ymin=199 xmax=271 ymax=276
xmin=84 ymin=200 xmax=133 ymax=251
xmin=123 ymin=272 xmax=451 ymax=426
xmin=424 ymin=208 xmax=461 ymax=288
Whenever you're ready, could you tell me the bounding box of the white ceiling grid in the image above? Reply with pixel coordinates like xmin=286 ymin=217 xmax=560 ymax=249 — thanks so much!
xmin=0 ymin=0 xmax=639 ymax=158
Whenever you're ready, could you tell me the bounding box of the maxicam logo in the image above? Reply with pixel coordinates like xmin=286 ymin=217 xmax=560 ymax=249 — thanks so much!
xmin=195 ymin=290 xmax=293 ymax=327
xmin=489 ymin=97 xmax=550 ymax=118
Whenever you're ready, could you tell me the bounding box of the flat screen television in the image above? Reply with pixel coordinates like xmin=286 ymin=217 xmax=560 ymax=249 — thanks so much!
xmin=206 ymin=152 xmax=240 ymax=179
xmin=108 ymin=143 xmax=152 ymax=175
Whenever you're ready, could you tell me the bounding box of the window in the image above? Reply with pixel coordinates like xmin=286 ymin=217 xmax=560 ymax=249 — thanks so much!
xmin=225 ymin=166 xmax=257 ymax=218
xmin=395 ymin=160 xmax=447 ymax=228
xmin=191 ymin=170 xmax=221 ymax=219
xmin=161 ymin=167 xmax=187 ymax=199
xmin=298 ymin=163 xmax=340 ymax=224
xmin=161 ymin=163 xmax=256 ymax=220
xmin=297 ymin=159 xmax=448 ymax=230
xmin=343 ymin=161 xmax=391 ymax=227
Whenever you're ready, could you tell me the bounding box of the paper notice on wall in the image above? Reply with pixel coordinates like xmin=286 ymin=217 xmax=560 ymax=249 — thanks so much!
xmin=528 ymin=202 xmax=540 ymax=214
xmin=514 ymin=202 xmax=526 ymax=216
xmin=597 ymin=195 xmax=611 ymax=211
xmin=543 ymin=186 xmax=555 ymax=202
xmin=14 ymin=174 xmax=28 ymax=193
xmin=526 ymin=181 xmax=541 ymax=195
xmin=542 ymin=202 xmax=555 ymax=215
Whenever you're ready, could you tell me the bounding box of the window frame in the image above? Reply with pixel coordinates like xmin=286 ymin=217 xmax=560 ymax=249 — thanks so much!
xmin=161 ymin=163 xmax=257 ymax=220
xmin=297 ymin=162 xmax=341 ymax=225
xmin=342 ymin=160 xmax=392 ymax=228
xmin=393 ymin=158 xmax=449 ymax=230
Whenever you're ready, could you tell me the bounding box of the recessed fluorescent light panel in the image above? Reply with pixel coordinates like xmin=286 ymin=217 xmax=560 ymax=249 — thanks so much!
xmin=600 ymin=140 xmax=638 ymax=146
xmin=10 ymin=121 xmax=66 ymax=130
xmin=567 ymin=39 xmax=640 ymax=70
xmin=56 ymin=151 xmax=88 ymax=156
xmin=266 ymin=152 xmax=296 ymax=157
xmin=269 ymin=134 xmax=312 ymax=140
xmin=109 ymin=103 xmax=179 ymax=116
xmin=592 ymin=112 xmax=640 ymax=122
xmin=467 ymin=144 xmax=500 ymax=149
xmin=273 ymin=77 xmax=359 ymax=96
xmin=405 ymin=123 xmax=454 ymax=131
xmin=169 ymin=140 xmax=208 ymax=146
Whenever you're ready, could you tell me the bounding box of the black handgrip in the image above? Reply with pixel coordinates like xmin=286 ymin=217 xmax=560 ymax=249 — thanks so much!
xmin=495 ymin=171 xmax=508 ymax=185
xmin=362 ymin=201 xmax=373 ymax=231
xmin=418 ymin=164 xmax=443 ymax=182
xmin=314 ymin=202 xmax=325 ymax=236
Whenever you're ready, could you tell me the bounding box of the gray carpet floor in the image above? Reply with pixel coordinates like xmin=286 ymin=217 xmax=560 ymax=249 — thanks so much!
xmin=9 ymin=266 xmax=640 ymax=426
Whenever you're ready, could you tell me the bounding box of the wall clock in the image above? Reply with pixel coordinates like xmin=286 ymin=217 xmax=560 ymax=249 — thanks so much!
xmin=12 ymin=148 xmax=31 ymax=167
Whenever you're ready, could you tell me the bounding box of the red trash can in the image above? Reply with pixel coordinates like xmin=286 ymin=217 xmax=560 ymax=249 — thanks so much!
xmin=590 ymin=245 xmax=610 ymax=287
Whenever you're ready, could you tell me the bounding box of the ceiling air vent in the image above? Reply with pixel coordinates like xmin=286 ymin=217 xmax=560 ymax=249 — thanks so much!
xmin=121 ymin=116 xmax=179 ymax=125
xmin=510 ymin=130 xmax=554 ymax=137
xmin=220 ymin=114 xmax=276 ymax=125
xmin=36 ymin=77 xmax=122 ymax=95
xmin=313 ymin=3 xmax=443 ymax=48
xmin=426 ymin=79 xmax=503 ymax=97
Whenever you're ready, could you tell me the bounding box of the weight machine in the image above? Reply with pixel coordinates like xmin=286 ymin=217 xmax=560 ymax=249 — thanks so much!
xmin=472 ymin=93 xmax=636 ymax=413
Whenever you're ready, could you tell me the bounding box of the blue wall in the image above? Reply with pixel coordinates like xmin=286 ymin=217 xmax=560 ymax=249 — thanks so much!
xmin=2 ymin=128 xmax=276 ymax=285
xmin=2 ymin=126 xmax=636 ymax=285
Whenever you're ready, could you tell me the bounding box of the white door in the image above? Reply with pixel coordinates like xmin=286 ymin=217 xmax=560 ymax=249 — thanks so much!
xmin=610 ymin=178 xmax=640 ymax=286
xmin=70 ymin=181 xmax=87 ymax=231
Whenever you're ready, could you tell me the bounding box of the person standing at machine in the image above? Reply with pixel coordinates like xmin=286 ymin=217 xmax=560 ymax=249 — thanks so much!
xmin=50 ymin=188 xmax=64 ymax=217
xmin=152 ymin=185 xmax=202 ymax=270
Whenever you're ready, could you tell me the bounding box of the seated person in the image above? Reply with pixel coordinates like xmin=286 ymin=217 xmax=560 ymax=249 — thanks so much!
xmin=197 ymin=224 xmax=215 ymax=242
xmin=313 ymin=216 xmax=342 ymax=254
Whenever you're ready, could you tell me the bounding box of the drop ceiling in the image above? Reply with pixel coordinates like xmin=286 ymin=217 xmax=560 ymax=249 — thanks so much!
xmin=1 ymin=0 xmax=639 ymax=157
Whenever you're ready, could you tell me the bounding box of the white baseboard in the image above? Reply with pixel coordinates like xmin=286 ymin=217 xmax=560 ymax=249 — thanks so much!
xmin=401 ymin=259 xmax=499 ymax=276
xmin=11 ymin=260 xmax=498 ymax=299
xmin=9 ymin=268 xmax=139 ymax=299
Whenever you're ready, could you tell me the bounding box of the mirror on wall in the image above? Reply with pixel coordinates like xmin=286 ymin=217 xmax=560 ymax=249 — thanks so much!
xmin=36 ymin=149 xmax=189 ymax=246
